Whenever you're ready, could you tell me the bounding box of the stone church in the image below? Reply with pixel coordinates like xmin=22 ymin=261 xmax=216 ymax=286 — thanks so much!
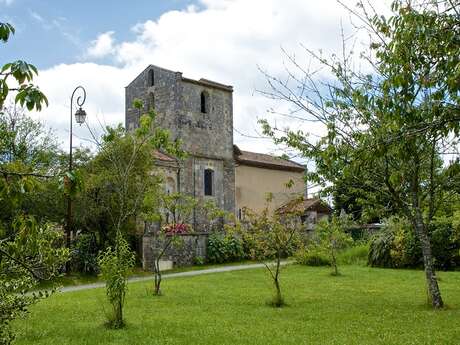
xmin=125 ymin=65 xmax=326 ymax=268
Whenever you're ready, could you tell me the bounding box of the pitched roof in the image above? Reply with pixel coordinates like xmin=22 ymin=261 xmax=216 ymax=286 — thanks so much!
xmin=153 ymin=150 xmax=178 ymax=165
xmin=276 ymin=197 xmax=332 ymax=215
xmin=234 ymin=145 xmax=305 ymax=172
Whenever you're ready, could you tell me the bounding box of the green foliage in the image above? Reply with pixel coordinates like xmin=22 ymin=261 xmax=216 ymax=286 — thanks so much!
xmin=430 ymin=215 xmax=460 ymax=270
xmin=239 ymin=205 xmax=303 ymax=307
xmin=368 ymin=215 xmax=460 ymax=270
xmin=295 ymin=246 xmax=331 ymax=266
xmin=315 ymin=216 xmax=353 ymax=275
xmin=75 ymin=100 xmax=184 ymax=252
xmin=98 ymin=233 xmax=135 ymax=329
xmin=259 ymin=0 xmax=460 ymax=307
xmin=337 ymin=244 xmax=369 ymax=266
xmin=0 ymin=22 xmax=47 ymax=110
xmin=70 ymin=233 xmax=100 ymax=275
xmin=368 ymin=217 xmax=419 ymax=268
xmin=206 ymin=233 xmax=245 ymax=264
xmin=0 ymin=216 xmax=69 ymax=345
xmin=0 ymin=105 xmax=64 ymax=230
xmin=143 ymin=191 xmax=197 ymax=295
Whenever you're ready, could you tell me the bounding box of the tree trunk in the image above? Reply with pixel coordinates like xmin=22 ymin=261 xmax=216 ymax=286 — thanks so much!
xmin=331 ymin=243 xmax=338 ymax=276
xmin=412 ymin=213 xmax=443 ymax=308
xmin=272 ymin=256 xmax=284 ymax=307
xmin=153 ymin=258 xmax=162 ymax=295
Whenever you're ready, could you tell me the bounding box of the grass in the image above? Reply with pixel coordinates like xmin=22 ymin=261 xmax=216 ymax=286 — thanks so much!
xmin=39 ymin=260 xmax=255 ymax=288
xmin=15 ymin=264 xmax=460 ymax=345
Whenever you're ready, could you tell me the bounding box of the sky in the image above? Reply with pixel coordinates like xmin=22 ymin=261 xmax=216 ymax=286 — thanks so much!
xmin=1 ymin=0 xmax=392 ymax=161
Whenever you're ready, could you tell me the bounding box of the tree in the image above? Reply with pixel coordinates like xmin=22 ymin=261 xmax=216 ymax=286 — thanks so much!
xmin=259 ymin=0 xmax=460 ymax=308
xmin=95 ymin=100 xmax=184 ymax=326
xmin=143 ymin=192 xmax=197 ymax=295
xmin=0 ymin=103 xmax=64 ymax=228
xmin=0 ymin=23 xmax=48 ymax=111
xmin=315 ymin=215 xmax=353 ymax=276
xmin=241 ymin=203 xmax=302 ymax=307
xmin=0 ymin=216 xmax=68 ymax=345
xmin=0 ymin=22 xmax=69 ymax=344
xmin=97 ymin=233 xmax=135 ymax=329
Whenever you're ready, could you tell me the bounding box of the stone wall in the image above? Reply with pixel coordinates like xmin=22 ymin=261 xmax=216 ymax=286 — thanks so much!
xmin=142 ymin=233 xmax=208 ymax=270
xmin=125 ymin=64 xmax=235 ymax=215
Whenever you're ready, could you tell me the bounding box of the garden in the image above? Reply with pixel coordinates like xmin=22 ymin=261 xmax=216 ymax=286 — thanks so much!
xmin=14 ymin=264 xmax=460 ymax=345
xmin=2 ymin=1 xmax=460 ymax=344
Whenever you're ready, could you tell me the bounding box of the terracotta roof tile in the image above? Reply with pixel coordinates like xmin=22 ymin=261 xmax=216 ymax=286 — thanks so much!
xmin=153 ymin=150 xmax=177 ymax=162
xmin=234 ymin=145 xmax=305 ymax=172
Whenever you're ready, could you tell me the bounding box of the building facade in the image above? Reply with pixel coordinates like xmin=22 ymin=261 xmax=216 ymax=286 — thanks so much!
xmin=126 ymin=65 xmax=315 ymax=268
xmin=125 ymin=65 xmax=236 ymax=221
xmin=234 ymin=145 xmax=306 ymax=215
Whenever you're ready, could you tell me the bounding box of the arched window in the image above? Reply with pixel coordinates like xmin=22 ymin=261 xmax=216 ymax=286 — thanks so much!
xmin=204 ymin=168 xmax=214 ymax=196
xmin=148 ymin=69 xmax=154 ymax=87
xmin=200 ymin=91 xmax=208 ymax=113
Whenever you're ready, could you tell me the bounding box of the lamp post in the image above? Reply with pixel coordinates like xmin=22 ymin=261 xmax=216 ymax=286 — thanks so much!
xmin=66 ymin=86 xmax=87 ymax=250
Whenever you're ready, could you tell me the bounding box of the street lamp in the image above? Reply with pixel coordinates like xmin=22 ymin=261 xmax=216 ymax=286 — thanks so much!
xmin=66 ymin=86 xmax=87 ymax=251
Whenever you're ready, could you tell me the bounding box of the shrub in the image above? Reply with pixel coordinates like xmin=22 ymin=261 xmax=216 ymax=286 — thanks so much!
xmin=368 ymin=217 xmax=420 ymax=268
xmin=368 ymin=216 xmax=460 ymax=270
xmin=206 ymin=233 xmax=245 ymax=264
xmin=98 ymin=233 xmax=135 ymax=329
xmin=368 ymin=228 xmax=394 ymax=268
xmin=70 ymin=233 xmax=99 ymax=274
xmin=430 ymin=216 xmax=460 ymax=270
xmin=338 ymin=244 xmax=369 ymax=265
xmin=295 ymin=246 xmax=331 ymax=266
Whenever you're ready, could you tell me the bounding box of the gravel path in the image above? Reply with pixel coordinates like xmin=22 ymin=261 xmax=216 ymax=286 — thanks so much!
xmin=59 ymin=261 xmax=292 ymax=293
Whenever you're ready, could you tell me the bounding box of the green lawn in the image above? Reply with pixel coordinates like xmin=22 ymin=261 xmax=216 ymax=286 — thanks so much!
xmin=15 ymin=265 xmax=460 ymax=345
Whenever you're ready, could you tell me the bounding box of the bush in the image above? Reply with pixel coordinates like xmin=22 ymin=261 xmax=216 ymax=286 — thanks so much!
xmin=98 ymin=233 xmax=135 ymax=329
xmin=368 ymin=217 xmax=421 ymax=268
xmin=368 ymin=215 xmax=460 ymax=270
xmin=338 ymin=244 xmax=369 ymax=265
xmin=295 ymin=246 xmax=331 ymax=266
xmin=430 ymin=216 xmax=460 ymax=270
xmin=70 ymin=233 xmax=100 ymax=274
xmin=206 ymin=233 xmax=245 ymax=264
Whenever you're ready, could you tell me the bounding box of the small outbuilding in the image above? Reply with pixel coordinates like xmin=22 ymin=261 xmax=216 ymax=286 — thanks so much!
xmin=276 ymin=197 xmax=332 ymax=230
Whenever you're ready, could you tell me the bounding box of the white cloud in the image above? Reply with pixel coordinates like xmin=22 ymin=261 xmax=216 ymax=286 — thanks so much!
xmin=86 ymin=31 xmax=116 ymax=59
xmin=0 ymin=0 xmax=15 ymax=6
xmin=32 ymin=0 xmax=392 ymax=156
xmin=29 ymin=11 xmax=44 ymax=23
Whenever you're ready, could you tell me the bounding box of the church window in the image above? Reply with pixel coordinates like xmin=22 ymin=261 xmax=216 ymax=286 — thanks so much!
xmin=204 ymin=168 xmax=214 ymax=196
xmin=200 ymin=91 xmax=209 ymax=113
xmin=148 ymin=69 xmax=154 ymax=86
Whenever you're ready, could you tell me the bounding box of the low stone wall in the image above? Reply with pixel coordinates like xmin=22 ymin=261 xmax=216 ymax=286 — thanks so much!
xmin=142 ymin=232 xmax=208 ymax=270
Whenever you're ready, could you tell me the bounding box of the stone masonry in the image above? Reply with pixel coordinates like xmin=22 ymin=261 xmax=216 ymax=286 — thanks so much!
xmin=125 ymin=65 xmax=235 ymax=268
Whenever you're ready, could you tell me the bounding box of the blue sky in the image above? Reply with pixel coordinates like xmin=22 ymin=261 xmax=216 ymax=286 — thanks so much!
xmin=2 ymin=0 xmax=196 ymax=68
xmin=1 ymin=0 xmax=388 ymax=161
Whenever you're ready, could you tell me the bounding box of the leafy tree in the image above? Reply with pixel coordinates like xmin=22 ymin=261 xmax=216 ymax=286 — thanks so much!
xmin=315 ymin=215 xmax=353 ymax=276
xmin=143 ymin=192 xmax=197 ymax=295
xmin=95 ymin=100 xmax=184 ymax=326
xmin=0 ymin=216 xmax=69 ymax=345
xmin=0 ymin=104 xmax=64 ymax=228
xmin=98 ymin=233 xmax=135 ymax=329
xmin=0 ymin=22 xmax=48 ymax=111
xmin=0 ymin=21 xmax=70 ymax=344
xmin=259 ymin=0 xmax=459 ymax=308
xmin=241 ymin=203 xmax=302 ymax=307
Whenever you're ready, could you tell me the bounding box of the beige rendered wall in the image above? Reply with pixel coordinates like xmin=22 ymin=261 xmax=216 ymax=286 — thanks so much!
xmin=235 ymin=164 xmax=305 ymax=215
